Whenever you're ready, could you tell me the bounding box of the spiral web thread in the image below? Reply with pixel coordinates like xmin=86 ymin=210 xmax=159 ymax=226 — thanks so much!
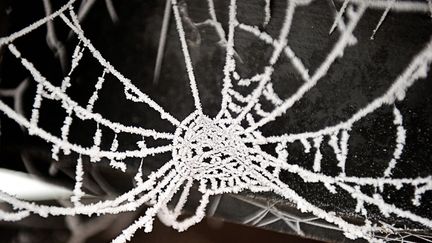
xmin=0 ymin=0 xmax=431 ymax=242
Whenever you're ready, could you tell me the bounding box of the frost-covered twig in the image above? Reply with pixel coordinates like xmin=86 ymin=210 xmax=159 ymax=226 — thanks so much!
xmin=370 ymin=0 xmax=395 ymax=40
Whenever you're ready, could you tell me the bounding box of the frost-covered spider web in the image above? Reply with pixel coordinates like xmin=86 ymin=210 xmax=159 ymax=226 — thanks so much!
xmin=0 ymin=0 xmax=432 ymax=242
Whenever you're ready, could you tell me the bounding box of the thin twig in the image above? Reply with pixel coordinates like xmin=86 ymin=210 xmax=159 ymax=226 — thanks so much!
xmin=153 ymin=0 xmax=172 ymax=85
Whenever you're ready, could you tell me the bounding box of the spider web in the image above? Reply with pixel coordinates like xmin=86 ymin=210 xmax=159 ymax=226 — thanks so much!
xmin=0 ymin=0 xmax=431 ymax=242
